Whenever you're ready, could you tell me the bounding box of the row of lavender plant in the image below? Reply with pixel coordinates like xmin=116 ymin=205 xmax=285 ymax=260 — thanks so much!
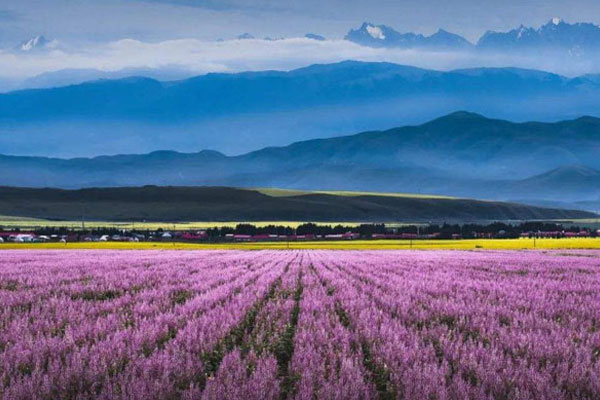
xmin=0 ymin=250 xmax=294 ymax=399
xmin=201 ymin=253 xmax=306 ymax=399
xmin=316 ymin=250 xmax=600 ymax=399
xmin=2 ymin=250 xmax=600 ymax=399
xmin=286 ymin=256 xmax=376 ymax=399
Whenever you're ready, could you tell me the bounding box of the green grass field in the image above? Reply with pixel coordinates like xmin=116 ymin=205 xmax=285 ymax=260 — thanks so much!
xmin=254 ymin=187 xmax=456 ymax=199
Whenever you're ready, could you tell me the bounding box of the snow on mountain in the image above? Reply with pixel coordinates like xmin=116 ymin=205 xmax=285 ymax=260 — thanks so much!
xmin=346 ymin=19 xmax=600 ymax=55
xmin=366 ymin=25 xmax=385 ymax=40
xmin=18 ymin=36 xmax=57 ymax=52
xmin=477 ymin=19 xmax=600 ymax=53
xmin=345 ymin=22 xmax=473 ymax=50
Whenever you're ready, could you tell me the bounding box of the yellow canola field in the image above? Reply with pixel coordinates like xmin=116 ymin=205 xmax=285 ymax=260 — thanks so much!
xmin=2 ymin=238 xmax=600 ymax=250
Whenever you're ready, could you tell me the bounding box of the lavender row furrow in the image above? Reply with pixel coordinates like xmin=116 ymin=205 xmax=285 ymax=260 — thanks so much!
xmin=202 ymin=256 xmax=305 ymax=400
xmin=0 ymin=251 xmax=292 ymax=399
xmin=317 ymin=250 xmax=600 ymax=399
xmin=2 ymin=250 xmax=600 ymax=400
xmin=288 ymin=262 xmax=376 ymax=399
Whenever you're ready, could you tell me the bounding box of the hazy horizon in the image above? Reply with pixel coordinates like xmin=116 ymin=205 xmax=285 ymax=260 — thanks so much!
xmin=1 ymin=1 xmax=600 ymax=90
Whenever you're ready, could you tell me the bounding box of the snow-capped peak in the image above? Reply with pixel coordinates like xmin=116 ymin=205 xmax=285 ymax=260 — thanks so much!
xmin=18 ymin=35 xmax=57 ymax=52
xmin=366 ymin=24 xmax=386 ymax=40
xmin=552 ymin=17 xmax=562 ymax=26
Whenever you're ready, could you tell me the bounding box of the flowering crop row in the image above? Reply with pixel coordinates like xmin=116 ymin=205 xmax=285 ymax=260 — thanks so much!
xmin=1 ymin=250 xmax=600 ymax=399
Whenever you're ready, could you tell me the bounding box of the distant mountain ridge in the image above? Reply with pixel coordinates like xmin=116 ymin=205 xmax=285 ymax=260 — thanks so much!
xmin=478 ymin=18 xmax=600 ymax=53
xmin=1 ymin=112 xmax=599 ymax=211
xmin=345 ymin=23 xmax=473 ymax=50
xmin=2 ymin=60 xmax=600 ymax=157
xmin=345 ymin=19 xmax=600 ymax=54
xmin=504 ymin=165 xmax=600 ymax=201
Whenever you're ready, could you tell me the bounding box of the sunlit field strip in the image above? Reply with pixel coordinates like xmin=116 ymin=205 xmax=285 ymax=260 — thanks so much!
xmin=2 ymin=216 xmax=597 ymax=231
xmin=254 ymin=187 xmax=456 ymax=199
xmin=0 ymin=217 xmax=374 ymax=230
xmin=2 ymin=238 xmax=600 ymax=250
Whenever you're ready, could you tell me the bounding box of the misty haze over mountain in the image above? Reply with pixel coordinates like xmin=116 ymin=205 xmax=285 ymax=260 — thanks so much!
xmin=2 ymin=61 xmax=600 ymax=158
xmin=2 ymin=112 xmax=599 ymax=212
xmin=4 ymin=19 xmax=600 ymax=92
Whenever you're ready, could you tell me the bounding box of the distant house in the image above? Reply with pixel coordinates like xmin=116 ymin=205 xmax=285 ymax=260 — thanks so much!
xmin=1 ymin=231 xmax=35 ymax=242
xmin=181 ymin=232 xmax=207 ymax=241
xmin=400 ymin=233 xmax=418 ymax=239
xmin=251 ymin=234 xmax=271 ymax=241
xmin=14 ymin=234 xmax=36 ymax=243
xmin=233 ymin=234 xmax=252 ymax=241
xmin=325 ymin=232 xmax=359 ymax=240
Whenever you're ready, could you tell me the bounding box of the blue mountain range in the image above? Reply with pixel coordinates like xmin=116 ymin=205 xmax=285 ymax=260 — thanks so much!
xmin=1 ymin=112 xmax=599 ymax=211
xmin=346 ymin=19 xmax=600 ymax=54
xmin=345 ymin=23 xmax=473 ymax=50
xmin=1 ymin=61 xmax=600 ymax=157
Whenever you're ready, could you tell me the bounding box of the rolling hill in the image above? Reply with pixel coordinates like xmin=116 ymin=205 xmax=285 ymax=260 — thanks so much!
xmin=2 ymin=61 xmax=600 ymax=157
xmin=2 ymin=112 xmax=599 ymax=200
xmin=0 ymin=186 xmax=593 ymax=223
xmin=502 ymin=166 xmax=600 ymax=201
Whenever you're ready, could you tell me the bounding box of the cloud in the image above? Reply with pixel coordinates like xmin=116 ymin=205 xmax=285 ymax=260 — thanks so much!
xmin=0 ymin=36 xmax=598 ymax=88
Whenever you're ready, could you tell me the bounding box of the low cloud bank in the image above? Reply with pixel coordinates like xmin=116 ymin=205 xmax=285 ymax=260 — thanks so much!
xmin=0 ymin=37 xmax=598 ymax=90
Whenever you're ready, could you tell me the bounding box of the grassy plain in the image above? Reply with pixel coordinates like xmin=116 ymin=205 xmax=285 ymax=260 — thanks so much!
xmin=2 ymin=238 xmax=600 ymax=251
xmin=1 ymin=215 xmax=596 ymax=232
xmin=254 ymin=187 xmax=456 ymax=199
xmin=0 ymin=217 xmax=361 ymax=230
xmin=0 ymin=216 xmax=426 ymax=230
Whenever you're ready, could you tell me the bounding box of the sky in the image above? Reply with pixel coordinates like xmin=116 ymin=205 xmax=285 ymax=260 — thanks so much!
xmin=3 ymin=0 xmax=600 ymax=44
xmin=1 ymin=0 xmax=600 ymax=87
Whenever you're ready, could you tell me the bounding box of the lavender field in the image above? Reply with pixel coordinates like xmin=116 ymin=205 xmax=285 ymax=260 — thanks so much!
xmin=1 ymin=250 xmax=600 ymax=399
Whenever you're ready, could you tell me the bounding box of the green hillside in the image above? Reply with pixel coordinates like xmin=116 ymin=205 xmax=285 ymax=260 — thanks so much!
xmin=0 ymin=186 xmax=594 ymax=223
